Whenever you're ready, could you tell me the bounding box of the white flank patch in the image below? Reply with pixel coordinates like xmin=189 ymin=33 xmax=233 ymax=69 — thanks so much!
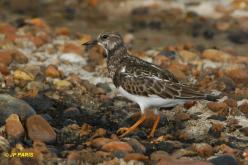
xmin=118 ymin=87 xmax=187 ymax=113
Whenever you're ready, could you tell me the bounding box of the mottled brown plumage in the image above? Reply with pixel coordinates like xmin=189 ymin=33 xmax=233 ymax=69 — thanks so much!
xmin=83 ymin=32 xmax=220 ymax=138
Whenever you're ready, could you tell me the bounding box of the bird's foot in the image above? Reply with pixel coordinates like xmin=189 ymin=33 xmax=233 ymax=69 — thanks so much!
xmin=116 ymin=127 xmax=131 ymax=137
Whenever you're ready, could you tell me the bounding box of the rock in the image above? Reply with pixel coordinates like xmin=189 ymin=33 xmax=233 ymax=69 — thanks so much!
xmin=11 ymin=49 xmax=28 ymax=64
xmin=5 ymin=114 xmax=24 ymax=141
xmin=202 ymin=49 xmax=232 ymax=62
xmin=228 ymin=31 xmax=248 ymax=44
xmin=240 ymin=127 xmax=248 ymax=136
xmin=225 ymin=68 xmax=248 ymax=83
xmin=91 ymin=137 xmax=114 ymax=148
xmin=59 ymin=53 xmax=86 ymax=65
xmin=63 ymin=107 xmax=80 ymax=118
xmin=151 ymin=150 xmax=212 ymax=165
xmin=101 ymin=141 xmax=134 ymax=153
xmin=239 ymin=102 xmax=248 ymax=117
xmin=179 ymin=50 xmax=197 ymax=62
xmin=192 ymin=143 xmax=214 ymax=157
xmin=62 ymin=43 xmax=83 ymax=55
xmin=175 ymin=112 xmax=190 ymax=121
xmin=125 ymin=138 xmax=146 ymax=154
xmin=208 ymin=121 xmax=224 ymax=138
xmin=0 ymin=51 xmax=13 ymax=66
xmin=168 ymin=66 xmax=186 ymax=81
xmin=224 ymin=99 xmax=237 ymax=108
xmin=209 ymin=155 xmax=237 ymax=165
xmin=13 ymin=69 xmax=35 ymax=81
xmin=207 ymin=102 xmax=228 ymax=113
xmin=159 ymin=50 xmax=176 ymax=59
xmin=0 ymin=63 xmax=9 ymax=75
xmin=0 ymin=94 xmax=36 ymax=125
xmin=45 ymin=65 xmax=60 ymax=78
xmin=123 ymin=33 xmax=134 ymax=45
xmin=53 ymin=79 xmax=72 ymax=90
xmin=218 ymin=144 xmax=237 ymax=156
xmin=26 ymin=115 xmax=56 ymax=143
xmin=55 ymin=27 xmax=70 ymax=36
xmin=124 ymin=153 xmax=148 ymax=162
xmin=79 ymin=123 xmax=92 ymax=137
xmin=67 ymin=151 xmax=81 ymax=163
xmin=91 ymin=128 xmax=107 ymax=138
xmin=203 ymin=28 xmax=215 ymax=39
xmin=156 ymin=141 xmax=177 ymax=153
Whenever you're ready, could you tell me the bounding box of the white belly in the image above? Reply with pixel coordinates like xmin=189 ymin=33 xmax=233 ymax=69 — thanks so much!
xmin=118 ymin=87 xmax=187 ymax=113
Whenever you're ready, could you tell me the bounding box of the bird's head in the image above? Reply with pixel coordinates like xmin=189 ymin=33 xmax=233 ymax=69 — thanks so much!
xmin=82 ymin=32 xmax=124 ymax=55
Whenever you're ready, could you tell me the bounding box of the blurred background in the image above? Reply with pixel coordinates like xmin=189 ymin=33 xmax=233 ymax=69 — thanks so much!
xmin=1 ymin=0 xmax=248 ymax=54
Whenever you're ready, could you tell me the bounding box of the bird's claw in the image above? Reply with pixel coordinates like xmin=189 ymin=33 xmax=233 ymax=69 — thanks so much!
xmin=116 ymin=127 xmax=130 ymax=137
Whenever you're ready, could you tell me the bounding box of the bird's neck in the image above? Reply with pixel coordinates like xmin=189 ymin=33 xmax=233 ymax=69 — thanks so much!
xmin=106 ymin=46 xmax=128 ymax=78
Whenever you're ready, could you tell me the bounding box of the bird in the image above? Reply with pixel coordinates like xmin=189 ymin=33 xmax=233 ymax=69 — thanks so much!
xmin=83 ymin=32 xmax=220 ymax=138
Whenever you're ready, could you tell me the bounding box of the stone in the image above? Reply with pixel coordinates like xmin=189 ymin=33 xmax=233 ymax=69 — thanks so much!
xmin=0 ymin=94 xmax=36 ymax=125
xmin=224 ymin=99 xmax=237 ymax=108
xmin=55 ymin=27 xmax=70 ymax=36
xmin=26 ymin=115 xmax=56 ymax=143
xmin=168 ymin=66 xmax=186 ymax=81
xmin=207 ymin=102 xmax=228 ymax=113
xmin=91 ymin=128 xmax=107 ymax=138
xmin=0 ymin=136 xmax=10 ymax=152
xmin=62 ymin=43 xmax=83 ymax=55
xmin=101 ymin=141 xmax=134 ymax=153
xmin=124 ymin=153 xmax=148 ymax=162
xmin=45 ymin=65 xmax=60 ymax=78
xmin=202 ymin=49 xmax=232 ymax=62
xmin=0 ymin=63 xmax=9 ymax=75
xmin=13 ymin=69 xmax=35 ymax=81
xmin=240 ymin=127 xmax=248 ymax=136
xmin=79 ymin=123 xmax=92 ymax=137
xmin=126 ymin=138 xmax=146 ymax=154
xmin=179 ymin=50 xmax=197 ymax=62
xmin=175 ymin=112 xmax=190 ymax=121
xmin=90 ymin=137 xmax=114 ymax=148
xmin=225 ymin=68 xmax=248 ymax=83
xmin=53 ymin=79 xmax=72 ymax=90
xmin=5 ymin=114 xmax=25 ymax=141
xmin=239 ymin=102 xmax=248 ymax=117
xmin=63 ymin=107 xmax=80 ymax=118
xmin=0 ymin=51 xmax=13 ymax=66
xmin=209 ymin=155 xmax=237 ymax=165
xmin=192 ymin=143 xmax=214 ymax=157
xmin=11 ymin=49 xmax=28 ymax=64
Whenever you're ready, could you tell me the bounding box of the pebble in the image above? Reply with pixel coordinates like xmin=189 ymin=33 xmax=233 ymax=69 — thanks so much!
xmin=175 ymin=112 xmax=190 ymax=121
xmin=0 ymin=51 xmax=13 ymax=66
xmin=240 ymin=127 xmax=248 ymax=136
xmin=0 ymin=136 xmax=10 ymax=152
xmin=224 ymin=99 xmax=237 ymax=108
xmin=63 ymin=107 xmax=80 ymax=118
xmin=124 ymin=153 xmax=148 ymax=162
xmin=5 ymin=114 xmax=25 ymax=141
xmin=62 ymin=43 xmax=83 ymax=55
xmin=225 ymin=68 xmax=248 ymax=83
xmin=26 ymin=115 xmax=56 ymax=143
xmin=0 ymin=94 xmax=36 ymax=125
xmin=207 ymin=102 xmax=228 ymax=113
xmin=59 ymin=53 xmax=86 ymax=65
xmin=91 ymin=128 xmax=107 ymax=138
xmin=90 ymin=137 xmax=114 ymax=148
xmin=11 ymin=49 xmax=28 ymax=64
xmin=53 ymin=79 xmax=72 ymax=90
xmin=13 ymin=69 xmax=35 ymax=81
xmin=202 ymin=49 xmax=232 ymax=62
xmin=209 ymin=155 xmax=237 ymax=165
xmin=45 ymin=64 xmax=60 ymax=78
xmin=125 ymin=138 xmax=146 ymax=154
xmin=192 ymin=143 xmax=214 ymax=157
xmin=239 ymin=102 xmax=248 ymax=117
xmin=0 ymin=63 xmax=9 ymax=75
xmin=178 ymin=50 xmax=197 ymax=62
xmin=101 ymin=141 xmax=134 ymax=153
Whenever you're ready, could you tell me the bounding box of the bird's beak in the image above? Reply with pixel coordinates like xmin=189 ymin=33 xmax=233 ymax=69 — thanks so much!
xmin=82 ymin=39 xmax=98 ymax=50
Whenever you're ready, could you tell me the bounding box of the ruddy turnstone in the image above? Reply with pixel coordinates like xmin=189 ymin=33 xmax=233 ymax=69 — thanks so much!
xmin=83 ymin=32 xmax=219 ymax=138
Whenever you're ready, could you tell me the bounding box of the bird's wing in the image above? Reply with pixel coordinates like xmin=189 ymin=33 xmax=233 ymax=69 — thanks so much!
xmin=113 ymin=63 xmax=207 ymax=100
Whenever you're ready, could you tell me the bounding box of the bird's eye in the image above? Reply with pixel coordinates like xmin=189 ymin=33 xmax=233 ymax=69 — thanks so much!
xmin=102 ymin=34 xmax=108 ymax=39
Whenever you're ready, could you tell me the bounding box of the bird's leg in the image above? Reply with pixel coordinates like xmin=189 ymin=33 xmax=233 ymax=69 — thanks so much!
xmin=147 ymin=113 xmax=160 ymax=139
xmin=117 ymin=113 xmax=147 ymax=137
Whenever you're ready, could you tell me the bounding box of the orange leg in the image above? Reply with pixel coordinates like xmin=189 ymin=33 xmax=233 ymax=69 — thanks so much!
xmin=117 ymin=113 xmax=147 ymax=137
xmin=148 ymin=114 xmax=160 ymax=138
